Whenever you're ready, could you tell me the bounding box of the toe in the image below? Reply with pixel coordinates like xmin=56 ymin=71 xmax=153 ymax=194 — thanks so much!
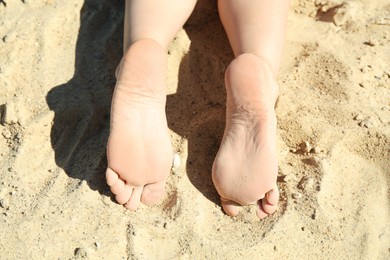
xmin=256 ymin=202 xmax=269 ymax=219
xmin=141 ymin=181 xmax=166 ymax=205
xmin=125 ymin=186 xmax=143 ymax=210
xmin=115 ymin=184 xmax=133 ymax=205
xmin=256 ymin=187 xmax=279 ymax=219
xmin=110 ymin=177 xmax=125 ymax=195
xmin=266 ymin=187 xmax=280 ymax=206
xmin=221 ymin=197 xmax=240 ymax=217
xmin=106 ymin=168 xmax=119 ymax=186
xmin=262 ymin=187 xmax=279 ymax=214
xmin=261 ymin=199 xmax=277 ymax=215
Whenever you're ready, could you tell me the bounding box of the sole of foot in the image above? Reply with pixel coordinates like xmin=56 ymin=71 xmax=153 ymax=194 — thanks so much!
xmin=212 ymin=53 xmax=280 ymax=219
xmin=106 ymin=39 xmax=173 ymax=210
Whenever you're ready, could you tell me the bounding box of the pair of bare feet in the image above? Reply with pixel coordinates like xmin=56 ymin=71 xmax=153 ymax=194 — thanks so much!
xmin=106 ymin=39 xmax=279 ymax=219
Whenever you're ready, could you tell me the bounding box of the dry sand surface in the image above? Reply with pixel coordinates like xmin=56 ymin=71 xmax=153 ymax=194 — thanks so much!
xmin=0 ymin=0 xmax=389 ymax=259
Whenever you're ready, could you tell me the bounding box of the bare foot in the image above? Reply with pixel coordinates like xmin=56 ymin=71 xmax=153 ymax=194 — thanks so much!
xmin=212 ymin=54 xmax=280 ymax=219
xmin=106 ymin=39 xmax=173 ymax=210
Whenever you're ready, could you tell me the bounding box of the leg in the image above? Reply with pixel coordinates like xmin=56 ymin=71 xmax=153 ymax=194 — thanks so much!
xmin=218 ymin=0 xmax=290 ymax=76
xmin=123 ymin=0 xmax=198 ymax=52
xmin=106 ymin=0 xmax=197 ymax=210
xmin=213 ymin=0 xmax=290 ymax=219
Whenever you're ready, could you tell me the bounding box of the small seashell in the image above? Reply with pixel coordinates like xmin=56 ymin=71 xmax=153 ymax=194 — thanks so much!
xmin=172 ymin=153 xmax=181 ymax=169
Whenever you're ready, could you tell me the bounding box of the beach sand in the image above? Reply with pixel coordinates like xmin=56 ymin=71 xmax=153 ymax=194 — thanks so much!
xmin=0 ymin=0 xmax=389 ymax=259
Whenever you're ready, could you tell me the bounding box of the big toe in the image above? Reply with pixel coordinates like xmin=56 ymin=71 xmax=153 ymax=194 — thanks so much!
xmin=141 ymin=181 xmax=166 ymax=205
xmin=256 ymin=187 xmax=279 ymax=219
xmin=220 ymin=197 xmax=241 ymax=217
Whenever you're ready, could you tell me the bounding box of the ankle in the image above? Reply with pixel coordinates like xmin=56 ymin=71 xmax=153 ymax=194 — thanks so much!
xmin=115 ymin=39 xmax=167 ymax=97
xmin=225 ymin=53 xmax=279 ymax=110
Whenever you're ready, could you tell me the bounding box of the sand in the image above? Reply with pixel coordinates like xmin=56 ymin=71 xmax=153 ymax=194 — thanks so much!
xmin=0 ymin=0 xmax=389 ymax=259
